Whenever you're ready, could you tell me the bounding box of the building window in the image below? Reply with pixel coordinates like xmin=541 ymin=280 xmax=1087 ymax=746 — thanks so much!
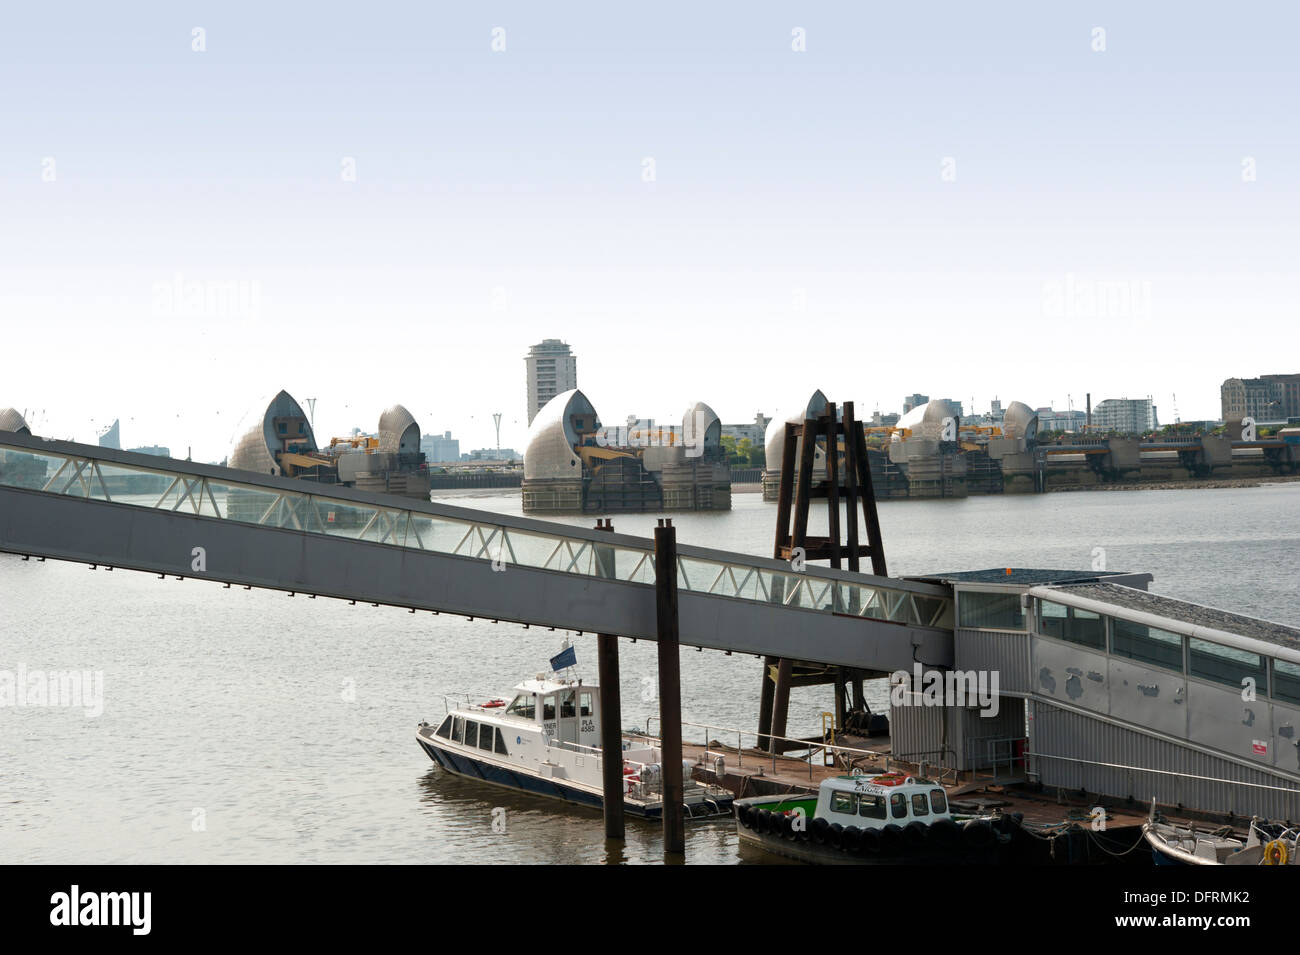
xmin=1111 ymin=619 xmax=1185 ymax=672
xmin=1039 ymin=601 xmax=1106 ymax=650
xmin=1189 ymin=638 xmax=1267 ymax=693
xmin=1273 ymin=659 xmax=1300 ymax=706
xmin=959 ymin=591 xmax=1026 ymax=630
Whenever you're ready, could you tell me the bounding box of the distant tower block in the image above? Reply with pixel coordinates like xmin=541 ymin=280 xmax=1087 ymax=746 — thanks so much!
xmin=525 ymin=339 xmax=578 ymax=426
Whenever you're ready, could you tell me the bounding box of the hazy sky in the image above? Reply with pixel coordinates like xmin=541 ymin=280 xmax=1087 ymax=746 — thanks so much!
xmin=3 ymin=2 xmax=1297 ymax=460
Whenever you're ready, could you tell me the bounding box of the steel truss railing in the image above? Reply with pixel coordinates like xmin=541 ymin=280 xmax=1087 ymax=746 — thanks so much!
xmin=0 ymin=442 xmax=952 ymax=630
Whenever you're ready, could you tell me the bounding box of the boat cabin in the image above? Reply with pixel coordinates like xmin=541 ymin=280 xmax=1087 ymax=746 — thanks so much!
xmin=815 ymin=773 xmax=953 ymax=830
xmin=496 ymin=678 xmax=602 ymax=748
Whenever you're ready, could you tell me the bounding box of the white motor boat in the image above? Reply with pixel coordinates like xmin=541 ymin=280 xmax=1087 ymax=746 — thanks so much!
xmin=416 ymin=674 xmax=733 ymax=819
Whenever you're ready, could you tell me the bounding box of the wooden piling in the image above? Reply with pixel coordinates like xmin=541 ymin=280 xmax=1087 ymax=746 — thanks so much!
xmin=594 ymin=518 xmax=625 ymax=841
xmin=654 ymin=519 xmax=685 ymax=856
xmin=597 ymin=632 xmax=624 ymax=840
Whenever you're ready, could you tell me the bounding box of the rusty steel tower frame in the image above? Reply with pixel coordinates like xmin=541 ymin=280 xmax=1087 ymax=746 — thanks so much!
xmin=758 ymin=399 xmax=889 ymax=752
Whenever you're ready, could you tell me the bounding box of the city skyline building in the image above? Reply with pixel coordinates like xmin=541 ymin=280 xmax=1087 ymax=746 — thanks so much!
xmin=525 ymin=339 xmax=578 ymax=426
xmin=1091 ymin=397 xmax=1159 ymax=434
xmin=1221 ymin=374 xmax=1300 ymax=423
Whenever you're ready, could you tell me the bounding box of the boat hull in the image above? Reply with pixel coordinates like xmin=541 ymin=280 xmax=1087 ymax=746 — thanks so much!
xmin=735 ymin=798 xmax=1014 ymax=865
xmin=418 ymin=737 xmax=731 ymax=820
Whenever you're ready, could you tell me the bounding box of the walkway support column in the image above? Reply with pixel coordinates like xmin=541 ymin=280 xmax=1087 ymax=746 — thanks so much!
xmin=597 ymin=632 xmax=624 ymax=840
xmin=655 ymin=519 xmax=685 ymax=857
xmin=594 ymin=518 xmax=624 ymax=841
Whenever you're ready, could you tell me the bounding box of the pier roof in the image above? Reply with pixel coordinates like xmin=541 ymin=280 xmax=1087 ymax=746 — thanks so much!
xmin=913 ymin=568 xmax=1134 ymax=587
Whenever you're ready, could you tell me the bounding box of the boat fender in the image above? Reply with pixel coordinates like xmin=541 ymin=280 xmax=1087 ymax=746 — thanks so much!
xmin=880 ymin=824 xmax=904 ymax=853
xmin=736 ymin=804 xmax=752 ymax=828
xmin=755 ymin=808 xmax=772 ymax=833
xmin=781 ymin=813 xmax=798 ymax=840
xmin=963 ymin=819 xmax=995 ymax=849
xmin=843 ymin=825 xmax=863 ymax=852
xmin=859 ymin=827 xmax=883 ymax=854
xmin=929 ymin=818 xmax=961 ymax=848
xmin=811 ymin=817 xmax=831 ymax=844
xmin=828 ymin=822 xmax=844 ymax=850
xmin=903 ymin=821 xmax=927 ymax=847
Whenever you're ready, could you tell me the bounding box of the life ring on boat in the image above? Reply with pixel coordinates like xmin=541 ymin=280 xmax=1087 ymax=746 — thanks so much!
xmin=480 ymin=700 xmax=505 ymax=708
xmin=1263 ymin=840 xmax=1290 ymax=865
xmin=873 ymin=772 xmax=908 ymax=787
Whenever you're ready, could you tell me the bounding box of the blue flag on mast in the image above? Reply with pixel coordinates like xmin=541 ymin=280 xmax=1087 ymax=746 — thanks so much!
xmin=549 ymin=645 xmax=577 ymax=672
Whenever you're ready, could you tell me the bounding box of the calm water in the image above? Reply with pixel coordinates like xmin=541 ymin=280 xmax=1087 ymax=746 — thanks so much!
xmin=3 ymin=484 xmax=1298 ymax=864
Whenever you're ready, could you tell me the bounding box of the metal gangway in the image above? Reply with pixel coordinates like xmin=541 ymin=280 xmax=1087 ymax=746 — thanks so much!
xmin=0 ymin=433 xmax=954 ymax=671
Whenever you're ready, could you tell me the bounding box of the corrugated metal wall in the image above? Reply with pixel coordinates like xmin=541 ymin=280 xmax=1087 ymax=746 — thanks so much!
xmin=1031 ymin=699 xmax=1300 ymax=820
xmin=954 ymin=627 xmax=1032 ymax=694
xmin=889 ymin=695 xmax=952 ymax=764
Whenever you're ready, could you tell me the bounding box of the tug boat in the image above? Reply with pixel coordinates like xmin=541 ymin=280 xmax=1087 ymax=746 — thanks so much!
xmin=416 ymin=675 xmax=733 ymax=819
xmin=735 ymin=771 xmax=1019 ymax=864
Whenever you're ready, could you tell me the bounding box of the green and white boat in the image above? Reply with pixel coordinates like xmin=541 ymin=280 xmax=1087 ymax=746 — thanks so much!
xmin=735 ymin=771 xmax=1020 ymax=864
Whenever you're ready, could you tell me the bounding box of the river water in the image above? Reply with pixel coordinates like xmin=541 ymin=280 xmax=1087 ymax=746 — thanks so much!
xmin=2 ymin=484 xmax=1298 ymax=864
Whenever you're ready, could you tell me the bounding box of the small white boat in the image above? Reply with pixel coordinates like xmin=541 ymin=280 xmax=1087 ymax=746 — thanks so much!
xmin=416 ymin=674 xmax=733 ymax=819
xmin=1143 ymin=808 xmax=1298 ymax=865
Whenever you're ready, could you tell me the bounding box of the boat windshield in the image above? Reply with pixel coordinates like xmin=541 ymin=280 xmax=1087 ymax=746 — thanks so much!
xmin=859 ymin=794 xmax=887 ymax=820
xmin=505 ymin=694 xmax=535 ymax=719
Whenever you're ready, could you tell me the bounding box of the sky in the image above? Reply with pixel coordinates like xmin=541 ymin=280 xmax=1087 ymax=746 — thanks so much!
xmin=2 ymin=2 xmax=1297 ymax=460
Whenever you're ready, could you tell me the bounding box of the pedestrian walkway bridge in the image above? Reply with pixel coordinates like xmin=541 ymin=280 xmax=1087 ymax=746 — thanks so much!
xmin=0 ymin=434 xmax=954 ymax=672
